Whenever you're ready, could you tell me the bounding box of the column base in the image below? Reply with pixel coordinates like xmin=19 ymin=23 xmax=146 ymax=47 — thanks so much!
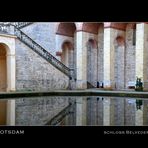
xmin=76 ymin=80 xmax=87 ymax=89
xmin=103 ymin=80 xmax=115 ymax=90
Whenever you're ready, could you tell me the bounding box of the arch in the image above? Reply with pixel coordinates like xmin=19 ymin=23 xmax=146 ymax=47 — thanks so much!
xmin=56 ymin=23 xmax=76 ymax=37
xmin=126 ymin=23 xmax=136 ymax=29
xmin=61 ymin=40 xmax=73 ymax=50
xmin=116 ymin=36 xmax=125 ymax=46
xmin=0 ymin=36 xmax=16 ymax=125
xmin=0 ymin=42 xmax=10 ymax=55
xmin=104 ymin=23 xmax=127 ymax=31
xmin=87 ymin=38 xmax=98 ymax=86
xmin=82 ymin=23 xmax=100 ymax=34
xmin=61 ymin=41 xmax=74 ymax=68
xmin=87 ymin=38 xmax=98 ymax=49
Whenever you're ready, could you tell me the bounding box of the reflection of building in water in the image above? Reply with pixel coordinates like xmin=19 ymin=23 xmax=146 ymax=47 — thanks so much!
xmin=87 ymin=97 xmax=104 ymax=125
xmin=143 ymin=100 xmax=148 ymax=125
xmin=1 ymin=22 xmax=148 ymax=125
xmin=86 ymin=97 xmax=145 ymax=126
xmin=110 ymin=98 xmax=125 ymax=126
xmin=124 ymin=99 xmax=136 ymax=126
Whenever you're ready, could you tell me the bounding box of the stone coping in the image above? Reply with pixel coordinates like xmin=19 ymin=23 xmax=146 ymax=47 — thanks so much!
xmin=0 ymin=89 xmax=148 ymax=99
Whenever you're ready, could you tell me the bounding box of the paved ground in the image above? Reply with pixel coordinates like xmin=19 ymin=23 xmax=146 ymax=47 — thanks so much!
xmin=0 ymin=89 xmax=148 ymax=99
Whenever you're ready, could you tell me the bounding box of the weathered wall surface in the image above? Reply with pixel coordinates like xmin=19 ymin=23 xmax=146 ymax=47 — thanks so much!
xmin=15 ymin=39 xmax=69 ymax=91
xmin=21 ymin=23 xmax=57 ymax=55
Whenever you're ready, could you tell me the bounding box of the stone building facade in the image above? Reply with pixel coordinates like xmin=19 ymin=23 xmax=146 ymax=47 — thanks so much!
xmin=0 ymin=22 xmax=147 ymax=125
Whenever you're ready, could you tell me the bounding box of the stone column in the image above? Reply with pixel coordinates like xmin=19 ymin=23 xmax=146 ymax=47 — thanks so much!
xmin=135 ymin=23 xmax=148 ymax=90
xmin=103 ymin=28 xmax=116 ymax=89
xmin=7 ymin=54 xmax=16 ymax=91
xmin=76 ymin=31 xmax=87 ymax=89
xmin=6 ymin=54 xmax=16 ymax=125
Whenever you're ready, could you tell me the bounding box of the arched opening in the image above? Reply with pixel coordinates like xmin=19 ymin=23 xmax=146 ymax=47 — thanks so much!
xmin=56 ymin=23 xmax=76 ymax=37
xmin=82 ymin=23 xmax=104 ymax=88
xmin=61 ymin=41 xmax=74 ymax=68
xmin=56 ymin=23 xmax=76 ymax=71
xmin=87 ymin=39 xmax=98 ymax=86
xmin=0 ymin=44 xmax=7 ymax=91
xmin=0 ymin=43 xmax=7 ymax=125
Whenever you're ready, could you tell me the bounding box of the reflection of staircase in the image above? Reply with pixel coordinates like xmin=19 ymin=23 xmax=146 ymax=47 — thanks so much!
xmin=45 ymin=103 xmax=74 ymax=125
xmin=87 ymin=81 xmax=96 ymax=89
xmin=13 ymin=25 xmax=75 ymax=79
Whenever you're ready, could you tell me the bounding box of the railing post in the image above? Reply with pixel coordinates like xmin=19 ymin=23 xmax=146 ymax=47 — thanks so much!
xmin=68 ymin=69 xmax=76 ymax=90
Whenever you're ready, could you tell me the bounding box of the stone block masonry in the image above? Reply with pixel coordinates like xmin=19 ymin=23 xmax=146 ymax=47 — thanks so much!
xmin=15 ymin=39 xmax=69 ymax=91
xmin=21 ymin=23 xmax=57 ymax=56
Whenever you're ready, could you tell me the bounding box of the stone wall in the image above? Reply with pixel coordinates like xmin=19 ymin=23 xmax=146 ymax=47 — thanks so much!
xmin=21 ymin=22 xmax=57 ymax=56
xmin=15 ymin=39 xmax=69 ymax=91
xmin=56 ymin=34 xmax=76 ymax=69
xmin=82 ymin=32 xmax=98 ymax=87
xmin=135 ymin=23 xmax=148 ymax=90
